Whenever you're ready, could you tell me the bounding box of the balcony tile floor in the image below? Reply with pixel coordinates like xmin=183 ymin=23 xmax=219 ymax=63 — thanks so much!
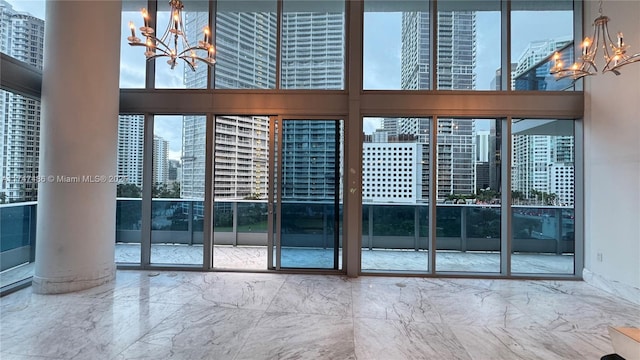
xmin=1 ymin=245 xmax=575 ymax=289
xmin=2 ymin=270 xmax=639 ymax=359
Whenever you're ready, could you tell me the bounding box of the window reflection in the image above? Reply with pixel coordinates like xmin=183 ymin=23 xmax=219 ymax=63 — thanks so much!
xmin=511 ymin=1 xmax=574 ymax=91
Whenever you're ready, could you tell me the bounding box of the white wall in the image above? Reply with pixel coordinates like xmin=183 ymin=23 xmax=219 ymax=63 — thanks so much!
xmin=583 ymin=0 xmax=640 ymax=304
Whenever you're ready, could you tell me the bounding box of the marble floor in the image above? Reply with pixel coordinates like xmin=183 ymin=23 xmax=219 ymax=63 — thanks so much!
xmin=2 ymin=270 xmax=639 ymax=359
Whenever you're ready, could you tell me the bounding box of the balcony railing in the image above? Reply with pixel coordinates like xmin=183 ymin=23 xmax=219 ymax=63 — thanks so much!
xmin=0 ymin=201 xmax=36 ymax=272
xmin=1 ymin=199 xmax=574 ymax=277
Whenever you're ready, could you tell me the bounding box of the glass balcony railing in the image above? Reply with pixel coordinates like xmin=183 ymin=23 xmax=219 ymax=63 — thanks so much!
xmin=0 ymin=202 xmax=37 ymax=288
xmin=0 ymin=200 xmax=575 ymax=285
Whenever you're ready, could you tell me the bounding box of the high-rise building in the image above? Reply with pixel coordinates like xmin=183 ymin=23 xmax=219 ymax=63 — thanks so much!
xmin=152 ymin=135 xmax=169 ymax=185
xmin=179 ymin=8 xmax=276 ymax=200
xmin=474 ymin=130 xmax=490 ymax=191
xmin=513 ymin=37 xmax=572 ymax=91
xmin=181 ymin=5 xmax=344 ymax=200
xmin=513 ymin=37 xmax=572 ymax=78
xmin=381 ymin=118 xmax=399 ymax=137
xmin=362 ymin=143 xmax=422 ymax=203
xmin=399 ymin=10 xmax=476 ymax=200
xmin=475 ymin=130 xmax=490 ymax=163
xmin=511 ymin=132 xmax=574 ymax=206
xmin=117 ymin=115 xmax=144 ymax=187
xmin=168 ymin=159 xmax=181 ymax=183
xmin=281 ymin=7 xmax=344 ymax=90
xmin=0 ymin=0 xmax=44 ymax=202
xmin=210 ymin=115 xmax=268 ymax=199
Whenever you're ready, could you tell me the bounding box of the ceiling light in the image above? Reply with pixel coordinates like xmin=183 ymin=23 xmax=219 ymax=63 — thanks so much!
xmin=127 ymin=0 xmax=215 ymax=71
xmin=550 ymin=0 xmax=639 ymax=80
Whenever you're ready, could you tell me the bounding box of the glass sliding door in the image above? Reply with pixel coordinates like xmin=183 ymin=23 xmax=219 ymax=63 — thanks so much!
xmin=271 ymin=119 xmax=343 ymax=270
xmin=150 ymin=115 xmax=205 ymax=266
xmin=361 ymin=117 xmax=430 ymax=272
xmin=435 ymin=118 xmax=501 ymax=273
xmin=212 ymin=115 xmax=270 ymax=270
xmin=511 ymin=119 xmax=575 ymax=274
xmin=115 ymin=114 xmax=144 ymax=264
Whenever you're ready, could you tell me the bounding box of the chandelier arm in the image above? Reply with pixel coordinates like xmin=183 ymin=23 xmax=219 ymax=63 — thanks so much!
xmin=179 ymin=57 xmax=197 ymax=72
xmin=177 ymin=13 xmax=194 ymax=52
xmin=149 ymin=35 xmax=174 ymax=56
xmin=176 ymin=44 xmax=209 ymax=58
xmin=145 ymin=53 xmax=171 ymax=61
xmin=191 ymin=55 xmax=216 ymax=65
xmin=609 ymin=52 xmax=640 ymax=73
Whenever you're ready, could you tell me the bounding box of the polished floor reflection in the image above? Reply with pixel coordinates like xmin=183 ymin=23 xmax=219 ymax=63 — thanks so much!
xmin=2 ymin=270 xmax=638 ymax=359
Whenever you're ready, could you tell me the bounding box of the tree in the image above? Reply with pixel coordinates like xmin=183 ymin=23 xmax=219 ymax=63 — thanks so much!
xmin=0 ymin=192 xmax=6 ymax=204
xmin=117 ymin=183 xmax=142 ymax=198
xmin=545 ymin=192 xmax=558 ymax=206
xmin=476 ymin=188 xmax=498 ymax=203
xmin=152 ymin=182 xmax=181 ymax=198
xmin=511 ymin=190 xmax=525 ymax=204
xmin=243 ymin=192 xmax=262 ymax=200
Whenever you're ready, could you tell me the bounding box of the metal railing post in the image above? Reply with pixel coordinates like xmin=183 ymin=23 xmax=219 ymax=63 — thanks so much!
xmin=460 ymin=206 xmax=467 ymax=252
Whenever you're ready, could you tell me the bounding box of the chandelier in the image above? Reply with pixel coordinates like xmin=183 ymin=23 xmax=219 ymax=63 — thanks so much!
xmin=127 ymin=0 xmax=215 ymax=71
xmin=550 ymin=0 xmax=640 ymax=81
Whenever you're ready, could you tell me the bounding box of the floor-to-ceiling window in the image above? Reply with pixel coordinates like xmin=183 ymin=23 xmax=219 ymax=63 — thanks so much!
xmin=511 ymin=118 xmax=575 ymax=274
xmin=0 ymin=0 xmax=585 ymax=294
xmin=435 ymin=118 xmax=501 ymax=273
xmin=511 ymin=0 xmax=575 ymax=91
xmin=0 ymin=0 xmax=45 ymax=292
xmin=115 ymin=114 xmax=145 ymax=264
xmin=361 ymin=117 xmax=431 ymax=272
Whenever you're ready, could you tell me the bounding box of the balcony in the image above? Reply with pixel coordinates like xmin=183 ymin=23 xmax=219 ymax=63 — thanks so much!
xmin=1 ymin=200 xmax=575 ymax=289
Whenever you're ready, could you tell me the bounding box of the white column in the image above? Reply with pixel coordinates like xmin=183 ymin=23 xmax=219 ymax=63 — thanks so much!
xmin=33 ymin=1 xmax=122 ymax=294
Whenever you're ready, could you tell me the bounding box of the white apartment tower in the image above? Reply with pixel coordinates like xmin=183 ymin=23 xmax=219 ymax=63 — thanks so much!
xmin=362 ymin=143 xmax=422 ymax=203
xmin=152 ymin=135 xmax=169 ymax=185
xmin=511 ymin=134 xmax=575 ymax=206
xmin=117 ymin=115 xmax=144 ymax=187
xmin=0 ymin=1 xmax=44 ymax=202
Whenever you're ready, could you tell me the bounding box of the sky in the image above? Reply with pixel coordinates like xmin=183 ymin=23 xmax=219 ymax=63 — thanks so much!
xmin=7 ymin=0 xmax=573 ymax=156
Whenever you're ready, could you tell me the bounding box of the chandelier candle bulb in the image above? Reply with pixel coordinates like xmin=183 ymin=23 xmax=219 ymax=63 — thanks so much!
xmin=582 ymin=38 xmax=590 ymax=56
xmin=204 ymin=26 xmax=210 ymax=44
xmin=129 ymin=21 xmax=136 ymax=37
xmin=617 ymin=32 xmax=623 ymax=48
xmin=142 ymin=8 xmax=149 ymax=28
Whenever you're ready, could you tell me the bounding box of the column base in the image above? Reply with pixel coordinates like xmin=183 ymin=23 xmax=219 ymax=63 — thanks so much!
xmin=32 ymin=264 xmax=116 ymax=294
